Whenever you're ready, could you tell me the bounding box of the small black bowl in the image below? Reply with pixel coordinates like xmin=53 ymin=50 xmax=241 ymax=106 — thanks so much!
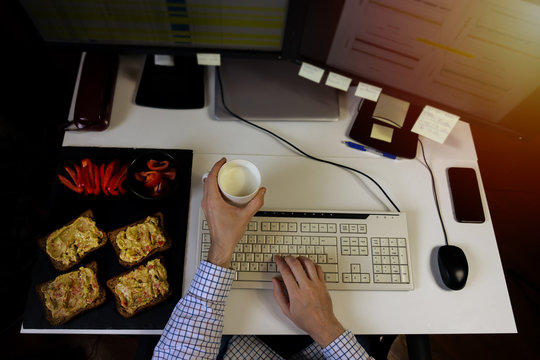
xmin=126 ymin=151 xmax=178 ymax=200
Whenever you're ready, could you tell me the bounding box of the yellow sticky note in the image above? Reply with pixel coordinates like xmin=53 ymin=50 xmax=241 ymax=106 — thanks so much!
xmin=197 ymin=53 xmax=221 ymax=66
xmin=326 ymin=72 xmax=352 ymax=91
xmin=370 ymin=123 xmax=394 ymax=143
xmin=373 ymin=94 xmax=409 ymax=128
xmin=354 ymin=82 xmax=382 ymax=102
xmin=298 ymin=62 xmax=325 ymax=83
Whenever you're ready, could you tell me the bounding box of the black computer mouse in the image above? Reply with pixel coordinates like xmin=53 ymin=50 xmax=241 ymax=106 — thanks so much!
xmin=437 ymin=245 xmax=469 ymax=290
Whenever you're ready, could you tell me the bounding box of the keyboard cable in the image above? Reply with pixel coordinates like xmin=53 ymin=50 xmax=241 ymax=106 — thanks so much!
xmin=215 ymin=67 xmax=401 ymax=213
xmin=417 ymin=139 xmax=449 ymax=245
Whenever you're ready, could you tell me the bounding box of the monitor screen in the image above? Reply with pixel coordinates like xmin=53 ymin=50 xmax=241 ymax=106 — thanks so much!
xmin=299 ymin=0 xmax=540 ymax=138
xmin=19 ymin=0 xmax=302 ymax=109
xmin=20 ymin=0 xmax=290 ymax=54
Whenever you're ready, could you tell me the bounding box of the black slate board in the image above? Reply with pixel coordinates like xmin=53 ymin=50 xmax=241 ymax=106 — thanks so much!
xmin=22 ymin=146 xmax=192 ymax=331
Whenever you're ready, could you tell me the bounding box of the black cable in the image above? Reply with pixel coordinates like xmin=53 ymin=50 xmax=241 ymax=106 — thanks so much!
xmin=215 ymin=68 xmax=401 ymax=212
xmin=417 ymin=139 xmax=449 ymax=245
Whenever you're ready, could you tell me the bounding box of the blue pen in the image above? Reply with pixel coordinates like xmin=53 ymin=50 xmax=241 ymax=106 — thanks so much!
xmin=342 ymin=141 xmax=397 ymax=159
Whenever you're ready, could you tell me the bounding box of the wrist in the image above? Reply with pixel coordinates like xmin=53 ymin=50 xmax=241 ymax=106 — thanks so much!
xmin=311 ymin=320 xmax=345 ymax=348
xmin=207 ymin=245 xmax=234 ymax=268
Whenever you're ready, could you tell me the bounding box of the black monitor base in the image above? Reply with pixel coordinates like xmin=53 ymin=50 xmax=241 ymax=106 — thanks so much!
xmin=135 ymin=55 xmax=204 ymax=109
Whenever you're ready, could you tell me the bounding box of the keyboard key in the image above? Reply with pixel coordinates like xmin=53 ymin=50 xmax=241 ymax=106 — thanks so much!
xmin=237 ymin=272 xmax=280 ymax=282
xmin=318 ymin=263 xmax=338 ymax=273
xmin=374 ymin=274 xmax=392 ymax=283
xmin=325 ymin=273 xmax=339 ymax=283
xmin=320 ymin=237 xmax=337 ymax=246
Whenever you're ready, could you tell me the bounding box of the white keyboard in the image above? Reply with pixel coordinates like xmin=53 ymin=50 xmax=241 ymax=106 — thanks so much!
xmin=198 ymin=210 xmax=413 ymax=291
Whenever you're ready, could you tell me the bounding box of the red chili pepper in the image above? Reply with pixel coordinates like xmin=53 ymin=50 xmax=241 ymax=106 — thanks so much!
xmin=58 ymin=174 xmax=83 ymax=193
xmin=147 ymin=159 xmax=170 ymax=171
xmin=100 ymin=163 xmax=108 ymax=195
xmin=93 ymin=163 xmax=100 ymax=195
xmin=87 ymin=159 xmax=95 ymax=191
xmin=74 ymin=164 xmax=83 ymax=191
xmin=143 ymin=171 xmax=163 ymax=188
xmin=81 ymin=159 xmax=92 ymax=195
xmin=108 ymin=163 xmax=128 ymax=196
xmin=64 ymin=166 xmax=78 ymax=184
xmin=103 ymin=159 xmax=118 ymax=192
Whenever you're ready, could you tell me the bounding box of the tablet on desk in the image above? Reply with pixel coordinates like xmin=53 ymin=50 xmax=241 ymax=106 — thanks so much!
xmin=348 ymin=97 xmax=420 ymax=159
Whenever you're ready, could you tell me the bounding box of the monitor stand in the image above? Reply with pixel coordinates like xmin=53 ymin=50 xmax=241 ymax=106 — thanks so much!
xmin=135 ymin=55 xmax=204 ymax=109
xmin=214 ymin=58 xmax=339 ymax=122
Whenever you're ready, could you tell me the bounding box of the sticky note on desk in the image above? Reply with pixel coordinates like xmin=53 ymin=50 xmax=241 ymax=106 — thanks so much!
xmin=354 ymin=82 xmax=382 ymax=102
xmin=197 ymin=53 xmax=221 ymax=66
xmin=325 ymin=72 xmax=352 ymax=91
xmin=371 ymin=123 xmax=394 ymax=143
xmin=298 ymin=62 xmax=325 ymax=83
xmin=412 ymin=106 xmax=460 ymax=144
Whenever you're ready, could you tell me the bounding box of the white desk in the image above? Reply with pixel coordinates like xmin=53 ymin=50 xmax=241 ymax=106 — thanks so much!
xmin=62 ymin=55 xmax=516 ymax=335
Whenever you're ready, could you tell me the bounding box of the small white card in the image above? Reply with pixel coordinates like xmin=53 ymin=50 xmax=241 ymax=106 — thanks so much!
xmin=354 ymin=82 xmax=382 ymax=102
xmin=325 ymin=72 xmax=352 ymax=91
xmin=412 ymin=106 xmax=460 ymax=144
xmin=298 ymin=62 xmax=325 ymax=83
xmin=196 ymin=53 xmax=221 ymax=66
xmin=370 ymin=123 xmax=394 ymax=143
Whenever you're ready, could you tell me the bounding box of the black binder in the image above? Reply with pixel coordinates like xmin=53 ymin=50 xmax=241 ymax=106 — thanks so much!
xmin=348 ymin=99 xmax=420 ymax=159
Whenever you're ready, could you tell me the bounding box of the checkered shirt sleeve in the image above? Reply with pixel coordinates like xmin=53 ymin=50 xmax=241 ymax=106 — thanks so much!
xmin=320 ymin=330 xmax=375 ymax=360
xmin=222 ymin=330 xmax=372 ymax=359
xmin=152 ymin=261 xmax=235 ymax=360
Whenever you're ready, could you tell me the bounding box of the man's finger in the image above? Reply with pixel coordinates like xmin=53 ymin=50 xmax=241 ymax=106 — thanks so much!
xmin=298 ymin=256 xmax=319 ymax=281
xmin=275 ymin=255 xmax=300 ymax=292
xmin=271 ymin=277 xmax=291 ymax=317
xmin=284 ymin=256 xmax=309 ymax=287
xmin=203 ymin=158 xmax=226 ymax=202
xmin=243 ymin=187 xmax=266 ymax=217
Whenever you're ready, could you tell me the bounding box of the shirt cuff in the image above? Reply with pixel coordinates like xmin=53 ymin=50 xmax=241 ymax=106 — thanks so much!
xmin=322 ymin=329 xmax=371 ymax=359
xmin=188 ymin=260 xmax=236 ymax=302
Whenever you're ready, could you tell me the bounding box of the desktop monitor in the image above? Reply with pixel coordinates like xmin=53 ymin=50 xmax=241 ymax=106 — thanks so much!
xmin=298 ymin=0 xmax=540 ymax=139
xmin=19 ymin=0 xmax=308 ymax=109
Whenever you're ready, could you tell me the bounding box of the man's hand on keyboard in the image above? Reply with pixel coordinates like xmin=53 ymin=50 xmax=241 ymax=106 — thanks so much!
xmin=202 ymin=157 xmax=266 ymax=268
xmin=272 ymin=255 xmax=345 ymax=348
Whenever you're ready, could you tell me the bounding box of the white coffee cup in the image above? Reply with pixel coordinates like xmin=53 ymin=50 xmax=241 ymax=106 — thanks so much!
xmin=203 ymin=160 xmax=261 ymax=205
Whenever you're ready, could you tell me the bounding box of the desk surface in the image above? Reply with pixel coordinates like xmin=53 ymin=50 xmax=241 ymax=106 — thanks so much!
xmin=32 ymin=55 xmax=516 ymax=334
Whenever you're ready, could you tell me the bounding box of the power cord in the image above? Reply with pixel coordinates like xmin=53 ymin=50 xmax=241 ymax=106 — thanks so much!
xmin=215 ymin=68 xmax=400 ymax=212
xmin=417 ymin=139 xmax=449 ymax=245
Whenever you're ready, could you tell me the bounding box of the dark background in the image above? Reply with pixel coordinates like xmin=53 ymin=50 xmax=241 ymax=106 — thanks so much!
xmin=1 ymin=1 xmax=539 ymax=359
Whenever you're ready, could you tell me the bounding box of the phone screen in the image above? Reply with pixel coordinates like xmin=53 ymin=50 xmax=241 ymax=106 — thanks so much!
xmin=447 ymin=167 xmax=485 ymax=223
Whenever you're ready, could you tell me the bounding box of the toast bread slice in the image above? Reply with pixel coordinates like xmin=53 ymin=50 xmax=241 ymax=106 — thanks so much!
xmin=108 ymin=212 xmax=171 ymax=268
xmin=38 ymin=209 xmax=108 ymax=271
xmin=106 ymin=257 xmax=171 ymax=318
xmin=36 ymin=261 xmax=106 ymax=326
